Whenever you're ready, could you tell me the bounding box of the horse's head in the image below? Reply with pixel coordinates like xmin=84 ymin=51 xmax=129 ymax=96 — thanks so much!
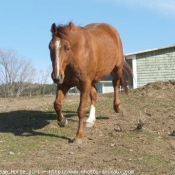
xmin=49 ymin=23 xmax=72 ymax=84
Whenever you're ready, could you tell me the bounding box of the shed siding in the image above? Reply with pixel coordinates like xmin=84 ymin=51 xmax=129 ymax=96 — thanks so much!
xmin=125 ymin=59 xmax=133 ymax=88
xmin=96 ymin=83 xmax=102 ymax=93
xmin=103 ymin=82 xmax=114 ymax=93
xmin=136 ymin=48 xmax=175 ymax=87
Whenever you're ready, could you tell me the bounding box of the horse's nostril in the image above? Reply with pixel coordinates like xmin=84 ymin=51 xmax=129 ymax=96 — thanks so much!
xmin=51 ymin=72 xmax=64 ymax=84
xmin=51 ymin=72 xmax=58 ymax=83
xmin=59 ymin=74 xmax=62 ymax=81
xmin=58 ymin=73 xmax=64 ymax=84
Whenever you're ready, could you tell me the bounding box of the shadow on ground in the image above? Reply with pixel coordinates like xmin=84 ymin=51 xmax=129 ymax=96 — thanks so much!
xmin=0 ymin=110 xmax=55 ymax=136
xmin=0 ymin=109 xmax=110 ymax=141
xmin=0 ymin=110 xmax=77 ymax=140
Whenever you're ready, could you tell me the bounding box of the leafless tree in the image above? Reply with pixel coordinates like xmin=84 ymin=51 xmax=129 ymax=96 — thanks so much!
xmin=37 ymin=66 xmax=52 ymax=95
xmin=37 ymin=66 xmax=51 ymax=85
xmin=0 ymin=48 xmax=36 ymax=97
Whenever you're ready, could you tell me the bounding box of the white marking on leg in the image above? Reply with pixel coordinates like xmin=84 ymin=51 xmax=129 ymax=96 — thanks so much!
xmin=86 ymin=105 xmax=96 ymax=123
xmin=55 ymin=40 xmax=61 ymax=77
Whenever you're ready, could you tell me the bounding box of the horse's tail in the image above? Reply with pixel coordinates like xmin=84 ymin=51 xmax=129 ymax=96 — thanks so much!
xmin=120 ymin=60 xmax=133 ymax=94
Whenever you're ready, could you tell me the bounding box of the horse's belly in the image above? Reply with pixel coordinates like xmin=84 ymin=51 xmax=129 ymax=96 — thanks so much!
xmin=94 ymin=66 xmax=114 ymax=82
xmin=93 ymin=53 xmax=116 ymax=81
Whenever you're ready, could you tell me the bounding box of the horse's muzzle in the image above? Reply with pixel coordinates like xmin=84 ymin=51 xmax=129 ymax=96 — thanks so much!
xmin=51 ymin=72 xmax=65 ymax=84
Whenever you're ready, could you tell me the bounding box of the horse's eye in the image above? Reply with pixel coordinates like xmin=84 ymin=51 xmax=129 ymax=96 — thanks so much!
xmin=65 ymin=45 xmax=70 ymax=51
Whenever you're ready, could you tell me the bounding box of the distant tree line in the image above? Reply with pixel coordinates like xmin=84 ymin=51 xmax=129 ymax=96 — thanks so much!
xmin=0 ymin=82 xmax=57 ymax=97
xmin=0 ymin=48 xmax=57 ymax=97
xmin=0 ymin=48 xmax=81 ymax=98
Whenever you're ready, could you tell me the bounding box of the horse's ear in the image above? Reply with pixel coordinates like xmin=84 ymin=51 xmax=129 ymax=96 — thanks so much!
xmin=51 ymin=23 xmax=57 ymax=35
xmin=69 ymin=22 xmax=76 ymax=31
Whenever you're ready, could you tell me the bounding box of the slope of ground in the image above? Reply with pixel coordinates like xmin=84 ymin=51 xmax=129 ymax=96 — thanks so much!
xmin=0 ymin=81 xmax=175 ymax=175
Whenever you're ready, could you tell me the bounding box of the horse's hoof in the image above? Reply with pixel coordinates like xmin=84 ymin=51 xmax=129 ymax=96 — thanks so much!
xmin=85 ymin=122 xmax=95 ymax=128
xmin=57 ymin=116 xmax=68 ymax=127
xmin=69 ymin=138 xmax=83 ymax=144
xmin=114 ymin=104 xmax=121 ymax=113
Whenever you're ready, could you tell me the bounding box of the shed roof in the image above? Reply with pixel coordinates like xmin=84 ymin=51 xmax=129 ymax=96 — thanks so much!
xmin=125 ymin=45 xmax=175 ymax=57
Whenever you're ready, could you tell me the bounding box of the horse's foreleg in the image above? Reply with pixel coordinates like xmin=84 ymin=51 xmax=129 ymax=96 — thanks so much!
xmin=54 ymin=84 xmax=70 ymax=127
xmin=73 ymin=83 xmax=91 ymax=144
xmin=85 ymin=84 xmax=97 ymax=127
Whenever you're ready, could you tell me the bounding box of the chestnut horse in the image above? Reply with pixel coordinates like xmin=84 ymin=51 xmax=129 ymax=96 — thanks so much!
xmin=49 ymin=22 xmax=131 ymax=144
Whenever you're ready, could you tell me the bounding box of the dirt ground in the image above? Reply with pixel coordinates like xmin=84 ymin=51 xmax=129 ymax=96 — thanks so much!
xmin=0 ymin=81 xmax=175 ymax=175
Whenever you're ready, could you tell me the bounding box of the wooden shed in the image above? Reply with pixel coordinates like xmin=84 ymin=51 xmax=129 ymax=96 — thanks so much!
xmin=96 ymin=75 xmax=113 ymax=93
xmin=125 ymin=45 xmax=175 ymax=88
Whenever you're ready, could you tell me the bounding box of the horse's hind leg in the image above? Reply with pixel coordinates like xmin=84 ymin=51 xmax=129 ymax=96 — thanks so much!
xmin=112 ymin=67 xmax=122 ymax=113
xmin=85 ymin=83 xmax=97 ymax=128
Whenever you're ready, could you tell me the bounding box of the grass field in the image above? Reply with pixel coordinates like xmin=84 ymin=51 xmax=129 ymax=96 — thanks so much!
xmin=0 ymin=81 xmax=175 ymax=175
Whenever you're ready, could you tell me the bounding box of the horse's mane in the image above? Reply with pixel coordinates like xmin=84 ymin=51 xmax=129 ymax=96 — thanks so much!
xmin=56 ymin=23 xmax=72 ymax=39
xmin=52 ymin=22 xmax=82 ymax=41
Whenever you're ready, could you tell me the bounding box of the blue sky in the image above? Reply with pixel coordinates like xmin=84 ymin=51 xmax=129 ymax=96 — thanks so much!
xmin=0 ymin=0 xmax=175 ymax=73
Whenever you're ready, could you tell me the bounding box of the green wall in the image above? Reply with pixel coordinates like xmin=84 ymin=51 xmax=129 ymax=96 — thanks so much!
xmin=136 ymin=47 xmax=175 ymax=87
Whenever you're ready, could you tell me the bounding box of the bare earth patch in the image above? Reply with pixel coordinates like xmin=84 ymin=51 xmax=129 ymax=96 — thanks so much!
xmin=0 ymin=81 xmax=175 ymax=175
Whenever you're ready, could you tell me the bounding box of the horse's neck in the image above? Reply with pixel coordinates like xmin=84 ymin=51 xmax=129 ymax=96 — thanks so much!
xmin=68 ymin=28 xmax=89 ymax=65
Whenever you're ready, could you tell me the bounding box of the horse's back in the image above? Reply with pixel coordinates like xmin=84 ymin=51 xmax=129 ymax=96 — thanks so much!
xmin=84 ymin=23 xmax=124 ymax=81
xmin=85 ymin=23 xmax=120 ymax=41
xmin=84 ymin=23 xmax=123 ymax=58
